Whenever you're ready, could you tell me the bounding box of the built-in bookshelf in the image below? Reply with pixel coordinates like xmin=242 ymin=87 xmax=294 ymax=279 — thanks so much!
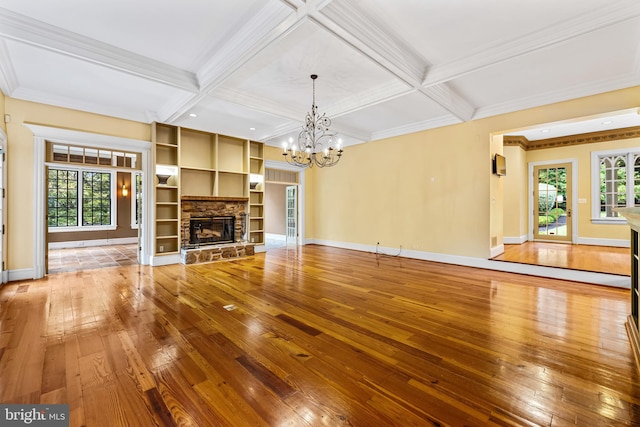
xmin=152 ymin=123 xmax=265 ymax=259
xmin=249 ymin=141 xmax=265 ymax=245
xmin=153 ymin=123 xmax=180 ymax=256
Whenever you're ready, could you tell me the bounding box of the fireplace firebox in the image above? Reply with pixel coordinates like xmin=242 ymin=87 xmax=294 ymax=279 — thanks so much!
xmin=189 ymin=216 xmax=235 ymax=246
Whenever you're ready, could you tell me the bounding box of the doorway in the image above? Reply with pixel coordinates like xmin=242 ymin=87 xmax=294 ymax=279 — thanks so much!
xmin=533 ymin=162 xmax=573 ymax=242
xmin=28 ymin=124 xmax=153 ymax=279
xmin=264 ymin=165 xmax=301 ymax=249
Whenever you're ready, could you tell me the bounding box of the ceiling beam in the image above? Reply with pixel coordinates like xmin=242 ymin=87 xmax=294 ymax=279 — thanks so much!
xmin=315 ymin=0 xmax=475 ymax=121
xmin=160 ymin=1 xmax=304 ymax=122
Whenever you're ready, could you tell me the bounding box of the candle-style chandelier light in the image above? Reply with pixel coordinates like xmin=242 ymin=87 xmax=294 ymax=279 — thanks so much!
xmin=282 ymin=74 xmax=343 ymax=168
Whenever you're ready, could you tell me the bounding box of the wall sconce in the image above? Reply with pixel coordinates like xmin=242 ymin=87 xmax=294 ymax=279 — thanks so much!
xmin=249 ymin=173 xmax=264 ymax=190
xmin=122 ymin=183 xmax=128 ymax=198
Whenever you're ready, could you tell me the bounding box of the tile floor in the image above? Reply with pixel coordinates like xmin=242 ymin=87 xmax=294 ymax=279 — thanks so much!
xmin=48 ymin=244 xmax=139 ymax=274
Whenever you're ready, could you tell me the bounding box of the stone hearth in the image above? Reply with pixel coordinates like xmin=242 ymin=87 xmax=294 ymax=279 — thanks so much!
xmin=180 ymin=242 xmax=255 ymax=265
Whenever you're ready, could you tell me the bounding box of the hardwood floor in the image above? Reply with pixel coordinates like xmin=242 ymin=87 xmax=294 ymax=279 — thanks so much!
xmin=1 ymin=245 xmax=638 ymax=426
xmin=493 ymin=242 xmax=630 ymax=276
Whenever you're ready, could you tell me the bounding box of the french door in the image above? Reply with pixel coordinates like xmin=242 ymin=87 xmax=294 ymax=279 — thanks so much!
xmin=286 ymin=185 xmax=297 ymax=244
xmin=533 ymin=163 xmax=572 ymax=242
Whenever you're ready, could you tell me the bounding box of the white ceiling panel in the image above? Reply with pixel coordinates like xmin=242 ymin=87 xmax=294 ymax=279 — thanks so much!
xmin=362 ymin=0 xmax=637 ymax=64
xmin=452 ymin=18 xmax=640 ymax=114
xmin=7 ymin=40 xmax=192 ymax=121
xmin=0 ymin=0 xmax=272 ymax=70
xmin=173 ymin=95 xmax=292 ymax=142
xmin=215 ymin=19 xmax=400 ymax=116
xmin=333 ymin=91 xmax=455 ymax=138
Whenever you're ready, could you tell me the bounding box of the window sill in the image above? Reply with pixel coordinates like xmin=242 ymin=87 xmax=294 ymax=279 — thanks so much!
xmin=591 ymin=218 xmax=627 ymax=225
xmin=48 ymin=225 xmax=117 ymax=233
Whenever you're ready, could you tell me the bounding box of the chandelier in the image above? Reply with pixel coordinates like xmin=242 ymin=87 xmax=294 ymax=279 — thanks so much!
xmin=282 ymin=74 xmax=343 ymax=168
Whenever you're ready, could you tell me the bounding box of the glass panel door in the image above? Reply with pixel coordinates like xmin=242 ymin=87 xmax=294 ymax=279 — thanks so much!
xmin=534 ymin=163 xmax=572 ymax=242
xmin=286 ymin=185 xmax=297 ymax=244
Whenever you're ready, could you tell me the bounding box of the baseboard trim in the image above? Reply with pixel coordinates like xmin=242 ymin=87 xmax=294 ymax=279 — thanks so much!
xmin=504 ymin=235 xmax=528 ymax=244
xmin=576 ymin=237 xmax=630 ymax=248
xmin=626 ymin=316 xmax=640 ymax=376
xmin=306 ymin=238 xmax=630 ymax=288
xmin=48 ymin=237 xmax=138 ymax=250
xmin=490 ymin=244 xmax=505 ymax=258
xmin=8 ymin=268 xmax=35 ymax=282
xmin=150 ymin=254 xmax=181 ymax=266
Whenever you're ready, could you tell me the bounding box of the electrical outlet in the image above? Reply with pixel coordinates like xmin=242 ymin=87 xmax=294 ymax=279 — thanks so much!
xmin=159 ymin=245 xmax=164 ymax=252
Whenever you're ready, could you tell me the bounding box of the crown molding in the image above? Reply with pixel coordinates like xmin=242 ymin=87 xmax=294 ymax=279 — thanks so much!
xmin=0 ymin=7 xmax=198 ymax=92
xmin=0 ymin=39 xmax=18 ymax=95
xmin=472 ymin=72 xmax=640 ymax=121
xmin=504 ymin=126 xmax=640 ymax=151
xmin=12 ymin=87 xmax=153 ymax=124
xmin=371 ymin=115 xmax=462 ymax=142
xmin=422 ymin=2 xmax=640 ymax=87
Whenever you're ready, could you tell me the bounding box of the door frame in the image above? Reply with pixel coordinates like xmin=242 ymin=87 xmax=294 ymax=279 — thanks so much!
xmin=528 ymin=158 xmax=578 ymax=243
xmin=265 ymin=160 xmax=305 ymax=246
xmin=27 ymin=124 xmax=153 ymax=279
xmin=0 ymin=128 xmax=6 ymax=283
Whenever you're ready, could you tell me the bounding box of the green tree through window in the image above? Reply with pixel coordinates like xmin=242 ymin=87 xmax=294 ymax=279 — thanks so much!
xmin=48 ymin=167 xmax=113 ymax=228
xmin=48 ymin=169 xmax=78 ymax=227
xmin=82 ymin=171 xmax=111 ymax=226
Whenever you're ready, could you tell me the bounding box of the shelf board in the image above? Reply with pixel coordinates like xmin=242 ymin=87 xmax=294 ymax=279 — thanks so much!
xmin=156 ymin=142 xmax=178 ymax=148
xmin=250 ymin=229 xmax=264 ymax=233
xmin=181 ymin=195 xmax=249 ymax=202
xmin=156 ymin=218 xmax=178 ymax=222
xmin=250 ymin=156 xmax=263 ymax=160
xmin=249 ymin=216 xmax=264 ymax=220
xmin=181 ymin=166 xmax=216 ymax=172
xmin=156 ymin=185 xmax=179 ymax=189
xmin=218 ymin=169 xmax=246 ymax=175
xmin=156 ymin=202 xmax=178 ymax=206
xmin=156 ymin=235 xmax=179 ymax=239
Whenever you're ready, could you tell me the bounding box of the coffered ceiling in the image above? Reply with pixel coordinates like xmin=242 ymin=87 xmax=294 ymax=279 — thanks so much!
xmin=0 ymin=0 xmax=638 ymax=147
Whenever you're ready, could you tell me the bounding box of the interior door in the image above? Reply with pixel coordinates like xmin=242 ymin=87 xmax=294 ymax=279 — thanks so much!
xmin=534 ymin=163 xmax=572 ymax=242
xmin=286 ymin=185 xmax=297 ymax=245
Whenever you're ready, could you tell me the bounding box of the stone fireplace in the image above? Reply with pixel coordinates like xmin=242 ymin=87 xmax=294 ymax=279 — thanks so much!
xmin=180 ymin=196 xmax=254 ymax=264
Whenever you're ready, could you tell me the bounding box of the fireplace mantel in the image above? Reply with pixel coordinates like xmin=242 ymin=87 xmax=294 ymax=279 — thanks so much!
xmin=181 ymin=195 xmax=249 ymax=202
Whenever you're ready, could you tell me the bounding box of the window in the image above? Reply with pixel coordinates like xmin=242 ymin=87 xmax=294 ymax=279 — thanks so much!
xmin=591 ymin=149 xmax=640 ymax=223
xmin=48 ymin=169 xmax=78 ymax=227
xmin=48 ymin=167 xmax=115 ymax=230
xmin=82 ymin=171 xmax=111 ymax=226
xmin=131 ymin=172 xmax=142 ymax=229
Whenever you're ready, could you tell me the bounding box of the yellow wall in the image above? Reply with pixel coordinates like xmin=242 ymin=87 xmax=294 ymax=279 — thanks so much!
xmin=525 ymin=136 xmax=640 ymax=241
xmin=503 ymin=145 xmax=528 ymax=239
xmin=5 ymin=97 xmax=149 ymax=271
xmin=307 ymin=86 xmax=640 ymax=258
xmin=0 ymin=90 xmax=5 ymax=134
xmin=489 ymin=134 xmax=504 ymax=251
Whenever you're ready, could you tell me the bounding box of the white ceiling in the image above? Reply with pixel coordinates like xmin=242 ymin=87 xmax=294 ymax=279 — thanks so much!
xmin=0 ymin=0 xmax=639 ymax=148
